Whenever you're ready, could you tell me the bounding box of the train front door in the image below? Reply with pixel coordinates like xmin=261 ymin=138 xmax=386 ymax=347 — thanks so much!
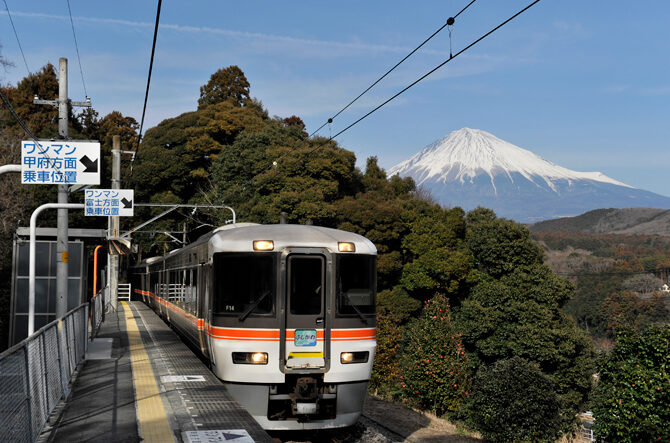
xmin=283 ymin=252 xmax=327 ymax=371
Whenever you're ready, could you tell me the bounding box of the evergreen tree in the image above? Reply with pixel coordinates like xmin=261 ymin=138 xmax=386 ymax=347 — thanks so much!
xmin=198 ymin=65 xmax=250 ymax=108
xmin=593 ymin=326 xmax=669 ymax=442
xmin=456 ymin=208 xmax=595 ymax=425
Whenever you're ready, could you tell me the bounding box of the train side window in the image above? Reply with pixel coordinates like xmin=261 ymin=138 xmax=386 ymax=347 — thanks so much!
xmin=336 ymin=255 xmax=376 ymax=316
xmin=213 ymin=253 xmax=275 ymax=316
xmin=191 ymin=268 xmax=198 ymax=315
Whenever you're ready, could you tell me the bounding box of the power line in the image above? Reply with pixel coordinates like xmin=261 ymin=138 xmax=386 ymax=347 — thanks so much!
xmin=295 ymin=0 xmax=541 ymax=166
xmin=309 ymin=0 xmax=478 ymax=138
xmin=259 ymin=0 xmax=481 ymax=181
xmin=0 ymin=88 xmax=63 ymax=174
xmin=330 ymin=0 xmax=541 ymax=141
xmin=66 ymin=0 xmax=88 ymax=98
xmin=3 ymin=0 xmax=30 ymax=74
xmin=137 ymin=0 xmax=162 ymax=148
xmin=557 ymin=269 xmax=670 ymax=278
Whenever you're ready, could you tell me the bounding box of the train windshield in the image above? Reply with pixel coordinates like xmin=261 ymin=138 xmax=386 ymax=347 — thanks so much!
xmin=336 ymin=254 xmax=376 ymax=316
xmin=213 ymin=253 xmax=275 ymax=316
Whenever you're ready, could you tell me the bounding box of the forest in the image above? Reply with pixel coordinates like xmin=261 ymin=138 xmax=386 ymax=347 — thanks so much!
xmin=1 ymin=64 xmax=668 ymax=441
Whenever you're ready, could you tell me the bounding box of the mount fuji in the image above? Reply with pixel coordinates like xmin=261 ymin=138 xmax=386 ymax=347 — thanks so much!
xmin=388 ymin=128 xmax=670 ymax=222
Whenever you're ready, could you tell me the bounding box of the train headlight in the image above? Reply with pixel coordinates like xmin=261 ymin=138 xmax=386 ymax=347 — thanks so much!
xmin=338 ymin=242 xmax=356 ymax=252
xmin=340 ymin=351 xmax=369 ymax=364
xmin=232 ymin=352 xmax=268 ymax=365
xmin=253 ymin=240 xmax=274 ymax=251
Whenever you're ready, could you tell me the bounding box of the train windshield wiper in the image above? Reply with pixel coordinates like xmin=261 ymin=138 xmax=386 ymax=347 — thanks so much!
xmin=239 ymin=290 xmax=271 ymax=322
xmin=341 ymin=291 xmax=368 ymax=324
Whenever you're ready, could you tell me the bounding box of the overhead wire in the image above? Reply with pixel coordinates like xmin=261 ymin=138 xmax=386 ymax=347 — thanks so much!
xmin=329 ymin=0 xmax=541 ymax=142
xmin=136 ymin=0 xmax=163 ymax=152
xmin=309 ymin=0 xmax=478 ymax=138
xmin=66 ymin=0 xmax=88 ymax=98
xmin=0 ymin=88 xmax=64 ymax=174
xmin=296 ymin=0 xmax=541 ymax=166
xmin=257 ymin=0 xmax=480 ymax=181
xmin=3 ymin=0 xmax=30 ymax=74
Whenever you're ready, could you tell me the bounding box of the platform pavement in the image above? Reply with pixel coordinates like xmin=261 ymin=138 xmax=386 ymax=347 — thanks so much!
xmin=41 ymin=301 xmax=272 ymax=443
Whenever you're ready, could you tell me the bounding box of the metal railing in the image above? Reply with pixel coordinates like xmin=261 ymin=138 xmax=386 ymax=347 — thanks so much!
xmin=118 ymin=283 xmax=131 ymax=301
xmin=0 ymin=300 xmax=99 ymax=442
xmin=89 ymin=288 xmax=106 ymax=339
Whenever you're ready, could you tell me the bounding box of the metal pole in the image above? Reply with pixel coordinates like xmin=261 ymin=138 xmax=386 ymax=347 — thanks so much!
xmin=0 ymin=164 xmax=21 ymax=175
xmin=109 ymin=136 xmax=121 ymax=312
xmin=29 ymin=203 xmax=84 ymax=335
xmin=93 ymin=245 xmax=103 ymax=295
xmin=56 ymin=57 xmax=69 ymax=320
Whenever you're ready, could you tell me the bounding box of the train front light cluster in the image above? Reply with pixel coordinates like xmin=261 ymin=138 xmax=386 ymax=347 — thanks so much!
xmin=232 ymin=352 xmax=268 ymax=365
xmin=338 ymin=242 xmax=356 ymax=252
xmin=340 ymin=351 xmax=369 ymax=364
xmin=253 ymin=240 xmax=274 ymax=251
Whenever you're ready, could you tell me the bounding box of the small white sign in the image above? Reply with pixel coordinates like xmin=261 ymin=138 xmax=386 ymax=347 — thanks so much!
xmin=21 ymin=140 xmax=100 ymax=185
xmin=85 ymin=189 xmax=134 ymax=216
xmin=183 ymin=430 xmax=253 ymax=443
xmin=161 ymin=375 xmax=206 ymax=383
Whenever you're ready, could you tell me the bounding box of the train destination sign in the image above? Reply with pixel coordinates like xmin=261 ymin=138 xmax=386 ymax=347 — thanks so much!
xmin=21 ymin=140 xmax=101 ymax=185
xmin=85 ymin=189 xmax=134 ymax=216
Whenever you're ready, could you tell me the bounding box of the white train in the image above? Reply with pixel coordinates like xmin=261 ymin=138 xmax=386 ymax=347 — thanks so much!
xmin=129 ymin=223 xmax=377 ymax=430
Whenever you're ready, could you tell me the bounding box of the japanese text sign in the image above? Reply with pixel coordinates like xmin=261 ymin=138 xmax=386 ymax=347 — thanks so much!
xmin=85 ymin=189 xmax=134 ymax=217
xmin=21 ymin=140 xmax=100 ymax=185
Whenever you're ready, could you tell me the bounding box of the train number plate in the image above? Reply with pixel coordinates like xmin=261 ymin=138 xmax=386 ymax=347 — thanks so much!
xmin=294 ymin=329 xmax=317 ymax=346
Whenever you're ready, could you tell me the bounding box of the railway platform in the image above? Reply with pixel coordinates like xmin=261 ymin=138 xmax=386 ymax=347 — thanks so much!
xmin=42 ymin=301 xmax=273 ymax=443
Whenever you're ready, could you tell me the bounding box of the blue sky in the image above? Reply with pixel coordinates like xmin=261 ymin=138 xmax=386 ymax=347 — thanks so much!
xmin=2 ymin=1 xmax=669 ymax=196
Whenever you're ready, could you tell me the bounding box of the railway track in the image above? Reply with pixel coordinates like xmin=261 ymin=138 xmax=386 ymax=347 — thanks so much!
xmin=268 ymin=413 xmax=406 ymax=443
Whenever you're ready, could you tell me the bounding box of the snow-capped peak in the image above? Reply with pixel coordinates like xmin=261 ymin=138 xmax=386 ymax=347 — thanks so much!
xmin=388 ymin=128 xmax=633 ymax=192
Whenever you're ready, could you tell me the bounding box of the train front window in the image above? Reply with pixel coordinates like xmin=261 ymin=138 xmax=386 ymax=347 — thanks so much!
xmin=337 ymin=255 xmax=376 ymax=316
xmin=288 ymin=256 xmax=324 ymax=316
xmin=213 ymin=253 xmax=275 ymax=316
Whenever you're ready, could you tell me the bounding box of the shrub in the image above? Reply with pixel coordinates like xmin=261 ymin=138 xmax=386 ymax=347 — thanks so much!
xmin=467 ymin=357 xmax=562 ymax=443
xmin=399 ymin=295 xmax=471 ymax=416
xmin=592 ymin=326 xmax=670 ymax=442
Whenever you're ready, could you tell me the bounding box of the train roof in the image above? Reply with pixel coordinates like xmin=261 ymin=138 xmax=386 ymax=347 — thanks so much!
xmin=210 ymin=224 xmax=376 ymax=255
xmin=132 ymin=223 xmax=376 ymax=268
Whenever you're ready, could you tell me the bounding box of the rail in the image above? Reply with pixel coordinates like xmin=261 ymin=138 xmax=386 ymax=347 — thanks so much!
xmin=0 ymin=293 xmax=105 ymax=442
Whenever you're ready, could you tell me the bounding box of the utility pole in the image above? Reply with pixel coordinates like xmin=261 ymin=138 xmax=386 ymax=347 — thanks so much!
xmin=34 ymin=57 xmax=91 ymax=319
xmin=109 ymin=135 xmax=121 ymax=311
xmin=55 ymin=58 xmax=69 ymax=319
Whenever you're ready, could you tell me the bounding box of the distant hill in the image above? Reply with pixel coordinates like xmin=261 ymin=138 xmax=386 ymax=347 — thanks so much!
xmin=389 ymin=128 xmax=670 ymax=223
xmin=528 ymin=208 xmax=670 ymax=235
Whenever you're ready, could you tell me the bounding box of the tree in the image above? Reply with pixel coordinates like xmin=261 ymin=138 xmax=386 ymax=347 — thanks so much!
xmin=456 ymin=209 xmax=595 ymax=424
xmin=622 ymin=273 xmax=664 ymax=294
xmin=465 ymin=207 xmax=543 ymax=278
xmin=399 ymin=296 xmax=471 ymax=416
xmin=198 ymin=65 xmax=250 ymax=108
xmin=466 ymin=357 xmax=562 ymax=443
xmin=604 ymin=291 xmax=669 ymax=335
xmin=592 ymin=326 xmax=670 ymax=442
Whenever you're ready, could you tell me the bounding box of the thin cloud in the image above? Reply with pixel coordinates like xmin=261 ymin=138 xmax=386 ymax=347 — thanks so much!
xmin=10 ymin=11 xmax=451 ymax=57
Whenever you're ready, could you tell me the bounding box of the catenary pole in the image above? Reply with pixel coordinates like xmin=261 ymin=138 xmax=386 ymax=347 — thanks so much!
xmin=109 ymin=136 xmax=121 ymax=311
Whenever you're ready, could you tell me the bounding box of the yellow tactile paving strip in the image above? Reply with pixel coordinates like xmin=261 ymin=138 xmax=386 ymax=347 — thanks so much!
xmin=122 ymin=302 xmax=175 ymax=442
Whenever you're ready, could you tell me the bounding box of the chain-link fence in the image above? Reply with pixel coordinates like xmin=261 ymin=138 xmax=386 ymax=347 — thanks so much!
xmin=0 ymin=303 xmax=93 ymax=442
